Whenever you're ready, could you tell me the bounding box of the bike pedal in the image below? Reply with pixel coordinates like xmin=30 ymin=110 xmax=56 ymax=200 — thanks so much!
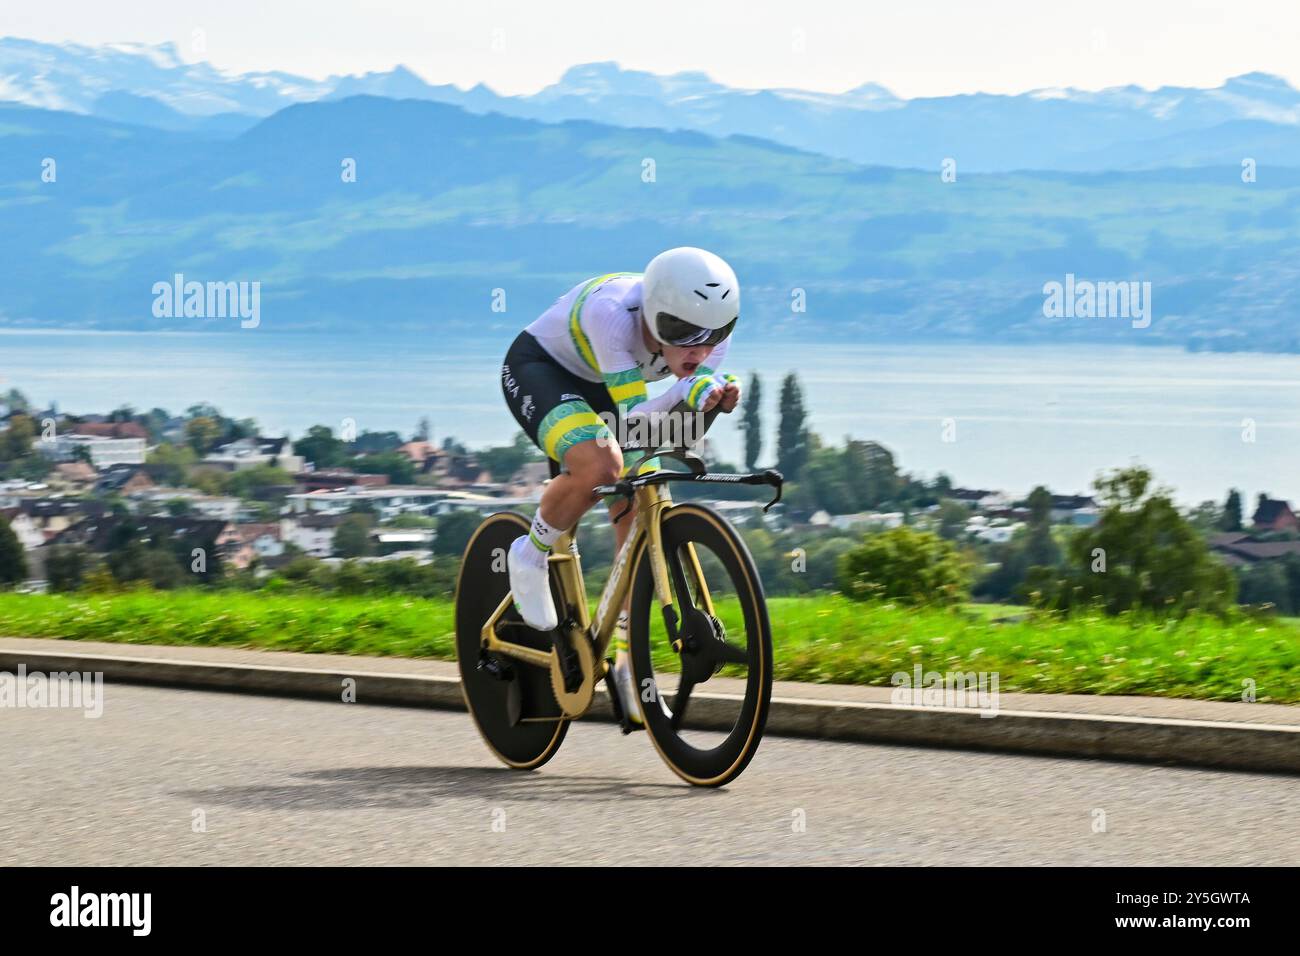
xmin=477 ymin=654 xmax=513 ymax=682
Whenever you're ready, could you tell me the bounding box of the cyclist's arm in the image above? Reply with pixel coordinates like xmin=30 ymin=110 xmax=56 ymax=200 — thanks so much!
xmin=587 ymin=299 xmax=735 ymax=416
xmin=614 ymin=361 xmax=735 ymax=417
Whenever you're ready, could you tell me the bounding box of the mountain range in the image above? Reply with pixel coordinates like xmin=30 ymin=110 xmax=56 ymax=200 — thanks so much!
xmin=0 ymin=37 xmax=1298 ymax=351
xmin=5 ymin=37 xmax=1300 ymax=171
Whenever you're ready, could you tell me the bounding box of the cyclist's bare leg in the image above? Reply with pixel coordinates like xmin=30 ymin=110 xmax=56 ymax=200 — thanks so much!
xmin=538 ymin=438 xmax=624 ymax=531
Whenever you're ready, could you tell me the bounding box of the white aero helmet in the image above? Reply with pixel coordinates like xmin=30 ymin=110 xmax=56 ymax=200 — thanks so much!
xmin=641 ymin=247 xmax=740 ymax=347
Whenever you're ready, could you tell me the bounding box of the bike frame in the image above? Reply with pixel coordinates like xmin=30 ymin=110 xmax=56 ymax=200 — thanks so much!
xmin=477 ymin=481 xmax=713 ymax=681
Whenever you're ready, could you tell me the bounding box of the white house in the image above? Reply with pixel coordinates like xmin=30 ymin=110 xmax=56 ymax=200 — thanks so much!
xmin=971 ymin=523 xmax=1023 ymax=544
xmin=279 ymin=513 xmax=345 ymax=557
xmin=285 ymin=486 xmax=533 ymax=521
xmin=203 ymin=436 xmax=304 ymax=473
xmin=37 ymin=435 xmax=146 ymax=468
xmin=830 ymin=512 xmax=904 ymax=531
xmin=0 ymin=509 xmax=45 ymax=550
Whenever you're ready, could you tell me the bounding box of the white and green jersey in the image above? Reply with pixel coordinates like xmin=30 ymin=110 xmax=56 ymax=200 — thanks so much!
xmin=524 ymin=272 xmax=732 ymax=415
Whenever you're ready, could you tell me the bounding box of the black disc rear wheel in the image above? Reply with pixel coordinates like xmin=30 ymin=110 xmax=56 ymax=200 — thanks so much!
xmin=455 ymin=512 xmax=568 ymax=769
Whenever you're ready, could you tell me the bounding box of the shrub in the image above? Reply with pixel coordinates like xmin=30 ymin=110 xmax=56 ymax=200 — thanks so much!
xmin=837 ymin=526 xmax=969 ymax=606
xmin=45 ymin=545 xmax=90 ymax=593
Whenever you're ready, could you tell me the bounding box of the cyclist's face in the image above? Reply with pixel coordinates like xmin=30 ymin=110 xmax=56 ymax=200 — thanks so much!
xmin=640 ymin=317 xmax=714 ymax=377
xmin=661 ymin=342 xmax=714 ymax=377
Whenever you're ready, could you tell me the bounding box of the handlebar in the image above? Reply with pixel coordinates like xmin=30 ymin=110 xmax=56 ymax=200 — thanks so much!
xmin=591 ymin=398 xmax=783 ymax=523
xmin=594 ymin=468 xmax=785 ymax=522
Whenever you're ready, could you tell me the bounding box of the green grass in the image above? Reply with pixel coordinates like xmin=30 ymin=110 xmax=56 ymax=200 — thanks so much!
xmin=1 ymin=590 xmax=1296 ymax=704
xmin=0 ymin=591 xmax=456 ymax=659
xmin=763 ymin=596 xmax=1299 ymax=703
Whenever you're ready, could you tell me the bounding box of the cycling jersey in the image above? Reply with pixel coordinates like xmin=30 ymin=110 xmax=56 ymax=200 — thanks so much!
xmin=524 ymin=273 xmax=731 ymax=416
xmin=505 ymin=271 xmax=735 ymax=470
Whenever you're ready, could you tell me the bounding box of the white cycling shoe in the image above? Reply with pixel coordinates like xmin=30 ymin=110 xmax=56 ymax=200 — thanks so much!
xmin=507 ymin=535 xmax=558 ymax=631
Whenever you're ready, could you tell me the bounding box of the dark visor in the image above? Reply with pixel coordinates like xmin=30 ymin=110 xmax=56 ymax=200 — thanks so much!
xmin=654 ymin=312 xmax=737 ymax=347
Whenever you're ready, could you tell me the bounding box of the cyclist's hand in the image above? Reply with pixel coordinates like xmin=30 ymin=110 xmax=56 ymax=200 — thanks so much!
xmin=718 ymin=376 xmax=741 ymax=413
xmin=699 ymin=386 xmax=724 ymax=412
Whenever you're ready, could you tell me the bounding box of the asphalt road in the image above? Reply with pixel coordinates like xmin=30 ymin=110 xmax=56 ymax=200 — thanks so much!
xmin=3 ymin=680 xmax=1296 ymax=866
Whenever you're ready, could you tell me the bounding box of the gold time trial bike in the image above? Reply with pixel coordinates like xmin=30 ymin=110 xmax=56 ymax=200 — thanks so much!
xmin=454 ymin=406 xmax=782 ymax=787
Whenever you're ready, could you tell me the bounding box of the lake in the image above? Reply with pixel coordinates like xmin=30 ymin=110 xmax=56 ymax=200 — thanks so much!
xmin=3 ymin=330 xmax=1298 ymax=505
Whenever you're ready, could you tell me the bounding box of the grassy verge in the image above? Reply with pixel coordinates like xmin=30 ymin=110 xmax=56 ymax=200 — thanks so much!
xmin=0 ymin=591 xmax=1296 ymax=703
xmin=0 ymin=591 xmax=456 ymax=659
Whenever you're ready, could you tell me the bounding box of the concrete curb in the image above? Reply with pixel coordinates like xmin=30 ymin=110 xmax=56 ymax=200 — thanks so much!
xmin=4 ymin=648 xmax=1297 ymax=775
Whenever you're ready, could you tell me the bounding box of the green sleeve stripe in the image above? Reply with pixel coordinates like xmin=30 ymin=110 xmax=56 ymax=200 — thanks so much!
xmin=603 ymin=367 xmax=642 ymax=387
xmin=567 ymin=272 xmax=639 ymax=374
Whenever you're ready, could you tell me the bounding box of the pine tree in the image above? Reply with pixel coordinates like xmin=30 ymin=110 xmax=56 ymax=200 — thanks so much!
xmin=740 ymin=372 xmax=763 ymax=470
xmin=776 ymin=373 xmax=810 ymax=481
xmin=0 ymin=517 xmax=27 ymax=586
xmin=1220 ymin=489 xmax=1243 ymax=532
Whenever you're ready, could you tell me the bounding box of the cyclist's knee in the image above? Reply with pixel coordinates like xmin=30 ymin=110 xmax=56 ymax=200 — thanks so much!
xmin=563 ymin=440 xmax=622 ymax=488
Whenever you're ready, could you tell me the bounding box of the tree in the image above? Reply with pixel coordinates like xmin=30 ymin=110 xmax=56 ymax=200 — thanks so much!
xmin=352 ymin=430 xmax=404 ymax=454
xmin=46 ymin=544 xmax=89 ymax=592
xmin=838 ymin=526 xmax=969 ymax=606
xmin=142 ymin=408 xmax=173 ymax=443
xmin=776 ymin=373 xmax=810 ymax=481
xmin=226 ymin=465 xmax=291 ymax=499
xmin=415 ymin=417 xmax=431 ymax=442
xmin=0 ymin=413 xmax=35 ymax=461
xmin=146 ymin=443 xmax=198 ymax=486
xmin=1186 ymin=499 xmax=1224 ymax=534
xmin=334 ymin=513 xmax=375 ymax=558
xmin=1237 ymin=561 xmax=1292 ymax=614
xmin=805 ymin=444 xmax=854 ymax=515
xmin=843 ymin=440 xmax=898 ymax=509
xmin=936 ymin=500 xmax=970 ymax=540
xmin=185 ymin=416 xmax=222 ymax=455
xmin=293 ymin=425 xmax=348 ymax=469
xmin=739 ymin=372 xmax=762 ymax=470
xmin=1254 ymin=492 xmax=1271 ymax=529
xmin=1022 ymin=485 xmax=1061 ymax=568
xmin=0 ymin=516 xmax=27 ymax=585
xmin=1027 ymin=466 xmax=1235 ymax=616
xmin=187 ymin=468 xmax=229 ymax=495
xmin=3 ymin=453 xmax=53 ymax=482
xmin=107 ymin=540 xmax=185 ymax=589
xmin=2 ymin=388 xmax=30 ymax=413
xmin=477 ymin=432 xmax=540 ymax=483
xmin=433 ymin=510 xmax=483 ymax=556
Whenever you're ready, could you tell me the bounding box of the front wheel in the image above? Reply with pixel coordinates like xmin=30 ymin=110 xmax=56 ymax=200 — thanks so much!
xmin=628 ymin=503 xmax=773 ymax=787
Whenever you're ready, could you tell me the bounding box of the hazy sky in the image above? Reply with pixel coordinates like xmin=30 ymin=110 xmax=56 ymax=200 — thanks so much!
xmin=4 ymin=0 xmax=1299 ymax=97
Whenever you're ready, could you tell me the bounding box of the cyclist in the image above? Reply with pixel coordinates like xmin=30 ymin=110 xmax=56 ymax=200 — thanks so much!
xmin=500 ymin=247 xmax=742 ymax=721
